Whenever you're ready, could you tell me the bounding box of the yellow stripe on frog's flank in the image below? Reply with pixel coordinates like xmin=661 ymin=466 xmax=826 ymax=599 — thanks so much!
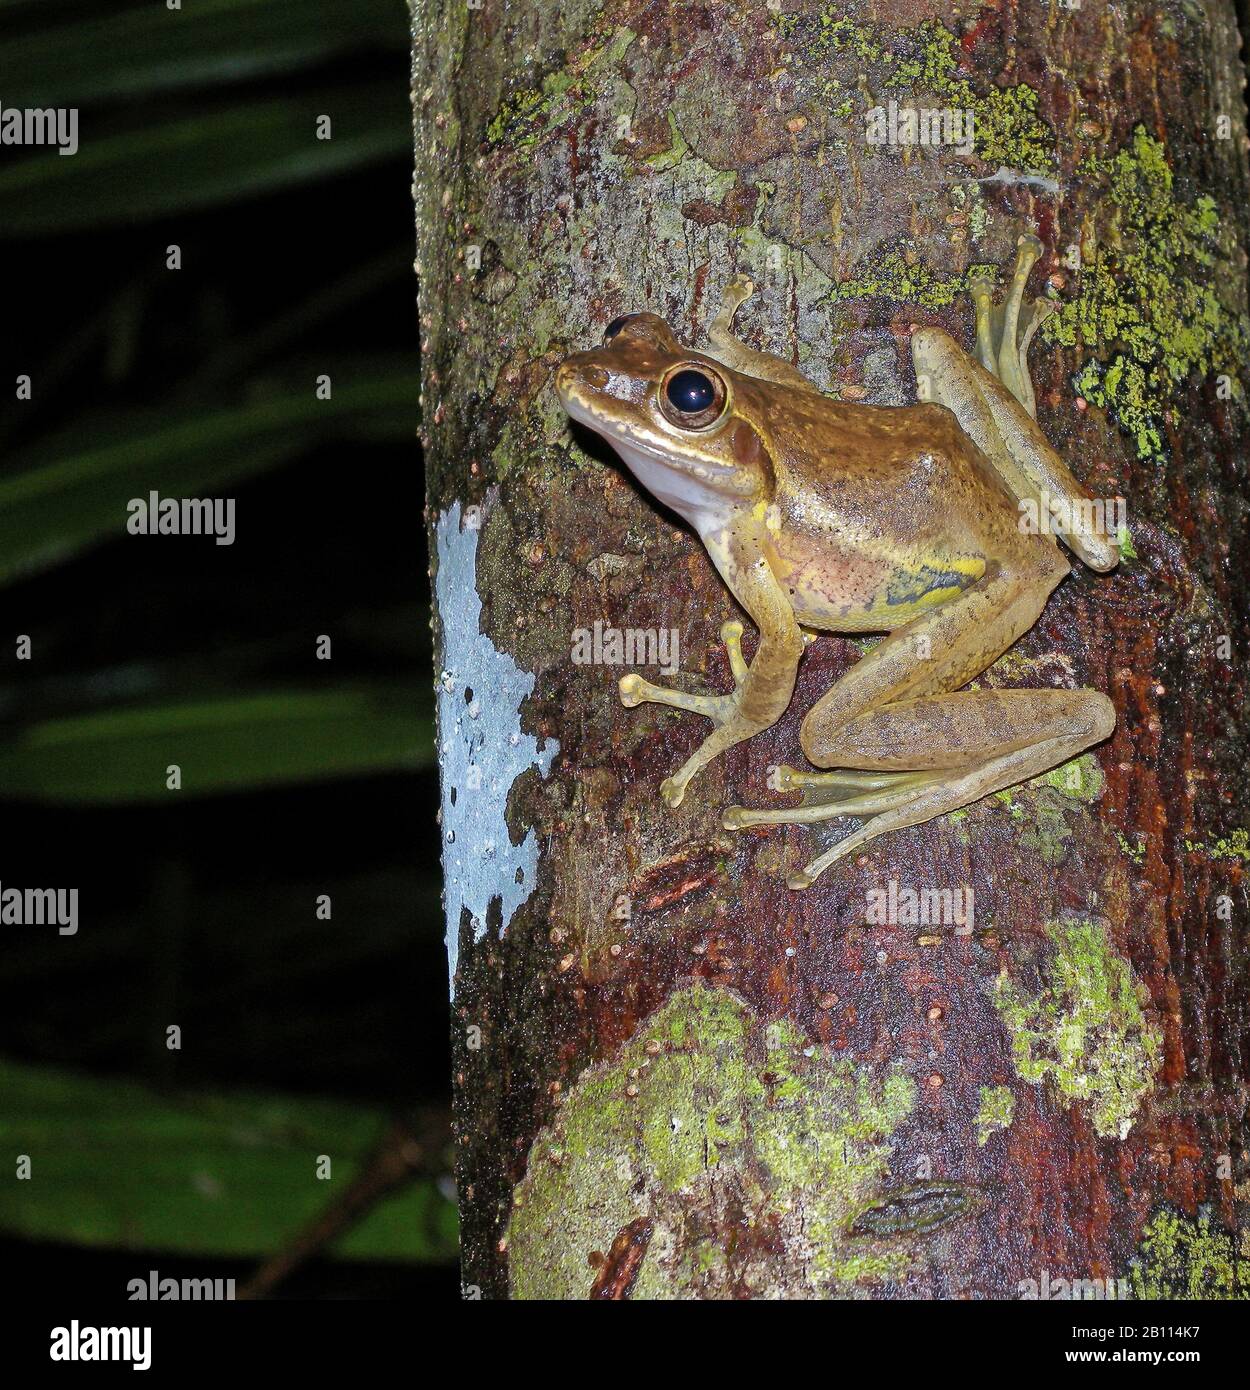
xmin=878 ymin=554 xmax=985 ymax=614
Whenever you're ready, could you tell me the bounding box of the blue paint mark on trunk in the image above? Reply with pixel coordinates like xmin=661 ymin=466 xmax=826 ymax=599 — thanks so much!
xmin=434 ymin=501 xmax=558 ymax=998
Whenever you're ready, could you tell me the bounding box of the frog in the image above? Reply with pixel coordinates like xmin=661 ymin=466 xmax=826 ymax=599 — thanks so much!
xmin=554 ymin=235 xmax=1119 ymax=888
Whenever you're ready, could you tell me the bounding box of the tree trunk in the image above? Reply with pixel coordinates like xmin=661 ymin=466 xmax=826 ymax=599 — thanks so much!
xmin=414 ymin=0 xmax=1250 ymax=1299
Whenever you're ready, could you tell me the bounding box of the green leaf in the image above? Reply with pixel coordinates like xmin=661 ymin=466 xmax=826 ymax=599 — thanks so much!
xmin=0 ymin=685 xmax=432 ymax=804
xmin=0 ymin=84 xmax=407 ymax=236
xmin=1 ymin=0 xmax=407 ymax=108
xmin=0 ymin=1057 xmax=456 ymax=1261
xmin=0 ymin=360 xmax=415 ymax=585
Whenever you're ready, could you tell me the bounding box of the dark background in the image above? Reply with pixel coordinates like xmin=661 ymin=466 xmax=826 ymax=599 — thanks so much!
xmin=0 ymin=0 xmax=455 ymax=1297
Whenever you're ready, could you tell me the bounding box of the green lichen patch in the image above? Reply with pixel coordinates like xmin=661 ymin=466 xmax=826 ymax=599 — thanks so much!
xmin=1046 ymin=126 xmax=1250 ymax=463
xmin=974 ymin=1085 xmax=1016 ymax=1145
xmin=645 ymin=110 xmax=689 ymax=171
xmin=485 ymin=26 xmax=635 ymax=149
xmin=1210 ymin=829 xmax=1249 ymax=863
xmin=1114 ymin=831 xmax=1147 ymax=866
xmin=1014 ymin=791 xmax=1077 ymax=866
xmin=991 ymin=766 xmax=1102 ymax=867
xmin=988 ymin=755 xmax=1107 ymax=865
xmin=993 ymin=919 xmax=1162 ymax=1140
xmin=1183 ymin=828 xmax=1250 ymax=863
xmin=829 ymin=252 xmax=997 ymax=311
xmin=506 ymin=984 xmax=919 ymax=1298
xmin=1039 ymin=754 xmax=1105 ymax=803
xmin=774 ymin=14 xmax=1055 ymax=173
xmin=1130 ymin=1208 xmax=1249 ymax=1299
xmin=883 ymin=20 xmax=1054 ymax=172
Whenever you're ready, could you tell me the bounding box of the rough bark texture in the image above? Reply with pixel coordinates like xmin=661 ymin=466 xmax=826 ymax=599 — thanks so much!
xmin=414 ymin=0 xmax=1250 ymax=1299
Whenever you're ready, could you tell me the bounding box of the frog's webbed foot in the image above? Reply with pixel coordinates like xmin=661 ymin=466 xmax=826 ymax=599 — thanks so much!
xmin=619 ymin=621 xmax=755 ymax=809
xmin=968 ymin=233 xmax=1055 ymax=418
xmin=722 ymin=766 xmax=947 ymax=883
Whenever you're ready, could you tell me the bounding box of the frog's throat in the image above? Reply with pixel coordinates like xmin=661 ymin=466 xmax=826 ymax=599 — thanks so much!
xmin=613 ymin=436 xmax=757 ymax=532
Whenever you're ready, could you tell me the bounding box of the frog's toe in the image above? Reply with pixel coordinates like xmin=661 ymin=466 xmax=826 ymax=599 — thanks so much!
xmin=791 ymin=826 xmax=868 ymax=887
xmin=720 ymin=620 xmax=748 ymax=683
xmin=721 ymin=798 xmax=847 ymax=830
xmin=660 ymin=775 xmax=686 ymax=809
xmin=619 ymin=673 xmax=647 ymax=707
xmin=1018 ymin=295 xmax=1056 ymax=353
xmin=774 ymin=763 xmax=882 ymax=791
xmin=781 ymin=764 xmax=927 ymax=799
xmin=774 ymin=764 xmax=802 ymax=791
xmin=619 ymin=672 xmax=729 ymax=719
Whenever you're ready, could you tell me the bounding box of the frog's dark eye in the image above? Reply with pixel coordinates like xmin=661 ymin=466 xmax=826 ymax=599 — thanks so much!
xmin=604 ymin=314 xmax=637 ymax=343
xmin=666 ymin=369 xmax=716 ymax=414
xmin=659 ymin=365 xmax=727 ymax=429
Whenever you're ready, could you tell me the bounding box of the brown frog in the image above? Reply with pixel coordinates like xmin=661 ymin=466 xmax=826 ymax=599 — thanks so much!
xmin=555 ymin=237 xmax=1119 ymax=887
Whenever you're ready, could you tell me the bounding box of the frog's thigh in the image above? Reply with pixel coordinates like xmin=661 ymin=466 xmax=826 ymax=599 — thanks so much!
xmin=814 ymin=687 xmax=1112 ymax=771
xmin=911 ymin=328 xmax=1117 ymax=572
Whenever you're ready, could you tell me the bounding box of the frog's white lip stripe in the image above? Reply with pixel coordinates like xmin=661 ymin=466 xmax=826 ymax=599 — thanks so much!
xmin=562 ymin=391 xmax=738 ymax=485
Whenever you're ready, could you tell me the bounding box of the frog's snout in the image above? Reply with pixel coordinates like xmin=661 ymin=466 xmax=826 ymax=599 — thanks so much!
xmin=555 ymin=357 xmax=608 ymax=410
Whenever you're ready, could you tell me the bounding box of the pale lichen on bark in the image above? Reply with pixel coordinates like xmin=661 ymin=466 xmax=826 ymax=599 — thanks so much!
xmin=506 ymin=984 xmax=929 ymax=1298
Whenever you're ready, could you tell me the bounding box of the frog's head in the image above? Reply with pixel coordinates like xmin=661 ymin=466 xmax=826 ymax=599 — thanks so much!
xmin=555 ymin=312 xmax=767 ymax=528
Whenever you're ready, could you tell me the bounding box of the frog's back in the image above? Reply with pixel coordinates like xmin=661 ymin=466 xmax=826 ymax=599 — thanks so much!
xmin=754 ymin=390 xmax=1033 ymax=632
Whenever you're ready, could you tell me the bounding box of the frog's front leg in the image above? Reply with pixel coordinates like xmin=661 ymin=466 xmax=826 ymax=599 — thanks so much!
xmin=704 ymin=275 xmax=821 ymax=393
xmin=620 ymin=512 xmax=805 ymax=808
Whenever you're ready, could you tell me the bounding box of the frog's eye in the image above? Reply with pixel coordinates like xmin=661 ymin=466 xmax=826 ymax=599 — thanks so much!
xmin=666 ymin=369 xmax=716 ymax=413
xmin=659 ymin=365 xmax=727 ymax=429
xmin=603 ymin=314 xmax=638 ymax=344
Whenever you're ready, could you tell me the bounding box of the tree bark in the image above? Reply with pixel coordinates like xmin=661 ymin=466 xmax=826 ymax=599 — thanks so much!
xmin=414 ymin=0 xmax=1250 ymax=1299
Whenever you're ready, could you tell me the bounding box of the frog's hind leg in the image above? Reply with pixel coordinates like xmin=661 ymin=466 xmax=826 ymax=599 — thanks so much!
xmin=725 ymin=687 xmax=1114 ymax=888
xmin=757 ymin=687 xmax=1113 ymax=887
xmin=911 ymin=247 xmax=1119 ymax=573
xmin=723 ymin=549 xmax=1114 ymax=886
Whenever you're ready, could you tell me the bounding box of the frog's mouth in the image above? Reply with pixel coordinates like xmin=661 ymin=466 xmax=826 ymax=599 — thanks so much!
xmin=556 ymin=363 xmax=748 ymax=498
xmin=571 ymin=403 xmax=750 ymax=503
